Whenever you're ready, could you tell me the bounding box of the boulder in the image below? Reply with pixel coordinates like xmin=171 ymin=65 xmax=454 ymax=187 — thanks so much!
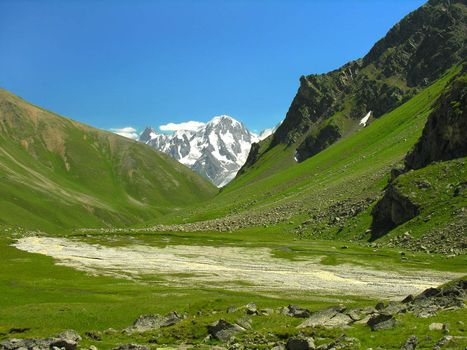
xmin=282 ymin=305 xmax=311 ymax=318
xmin=297 ymin=306 xmax=346 ymax=328
xmin=207 ymin=319 xmax=245 ymax=342
xmin=367 ymin=314 xmax=396 ymax=331
xmin=236 ymin=316 xmax=252 ymax=330
xmin=322 ymin=312 xmax=353 ymax=328
xmin=381 ymin=302 xmax=407 ymax=316
xmin=400 ymin=335 xmax=417 ymax=350
xmin=428 ymin=323 xmax=445 ymax=331
xmin=286 ymin=337 xmax=315 ymax=350
xmin=125 ymin=312 xmax=184 ymax=333
xmin=245 ymin=303 xmax=258 ymax=315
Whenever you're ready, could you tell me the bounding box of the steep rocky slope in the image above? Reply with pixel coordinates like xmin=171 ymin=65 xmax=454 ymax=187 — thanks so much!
xmin=371 ymin=69 xmax=466 ymax=243
xmin=0 ymin=89 xmax=217 ymax=230
xmin=239 ymin=0 xmax=466 ymax=171
xmin=405 ymin=71 xmax=467 ymax=169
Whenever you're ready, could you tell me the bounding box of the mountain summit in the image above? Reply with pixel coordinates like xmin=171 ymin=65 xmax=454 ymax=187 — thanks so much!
xmin=140 ymin=115 xmax=269 ymax=187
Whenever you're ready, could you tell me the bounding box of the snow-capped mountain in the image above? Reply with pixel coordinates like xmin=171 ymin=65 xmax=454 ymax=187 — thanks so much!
xmin=139 ymin=115 xmax=271 ymax=187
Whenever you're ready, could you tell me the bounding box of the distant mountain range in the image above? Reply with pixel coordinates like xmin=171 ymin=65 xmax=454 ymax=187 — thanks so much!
xmin=139 ymin=116 xmax=276 ymax=187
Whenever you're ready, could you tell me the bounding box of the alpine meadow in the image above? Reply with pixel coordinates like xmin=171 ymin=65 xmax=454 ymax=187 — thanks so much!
xmin=0 ymin=1 xmax=466 ymax=350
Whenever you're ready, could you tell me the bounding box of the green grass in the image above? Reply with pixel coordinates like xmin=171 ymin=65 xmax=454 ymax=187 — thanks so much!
xmin=0 ymin=89 xmax=217 ymax=232
xmin=146 ymin=66 xmax=461 ymax=238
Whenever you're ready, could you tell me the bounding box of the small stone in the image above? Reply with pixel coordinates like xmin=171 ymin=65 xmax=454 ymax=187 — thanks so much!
xmin=429 ymin=323 xmax=444 ymax=331
xmin=400 ymin=335 xmax=417 ymax=350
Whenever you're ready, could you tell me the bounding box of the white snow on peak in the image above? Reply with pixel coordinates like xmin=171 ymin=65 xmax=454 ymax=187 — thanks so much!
xmin=140 ymin=115 xmax=274 ymax=187
xmin=360 ymin=111 xmax=372 ymax=127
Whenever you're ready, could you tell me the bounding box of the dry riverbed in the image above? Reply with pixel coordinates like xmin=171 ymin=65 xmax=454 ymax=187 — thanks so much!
xmin=13 ymin=236 xmax=462 ymax=300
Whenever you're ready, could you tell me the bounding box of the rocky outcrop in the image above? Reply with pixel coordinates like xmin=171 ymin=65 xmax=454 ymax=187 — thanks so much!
xmin=370 ymin=183 xmax=419 ymax=239
xmin=295 ymin=124 xmax=341 ymax=162
xmin=370 ymin=70 xmax=466 ymax=240
xmin=0 ymin=330 xmax=81 ymax=350
xmin=405 ymin=73 xmax=467 ymax=170
xmin=207 ymin=319 xmax=246 ymax=342
xmin=124 ymin=312 xmax=185 ymax=334
xmin=241 ymin=0 xmax=467 ymax=169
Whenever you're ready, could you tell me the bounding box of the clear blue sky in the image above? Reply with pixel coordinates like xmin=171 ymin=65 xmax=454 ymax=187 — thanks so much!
xmin=0 ymin=0 xmax=426 ymax=134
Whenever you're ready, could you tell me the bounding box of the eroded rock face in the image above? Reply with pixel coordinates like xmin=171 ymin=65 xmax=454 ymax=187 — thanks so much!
xmin=248 ymin=0 xmax=467 ymax=168
xmin=370 ymin=183 xmax=419 ymax=239
xmin=370 ymin=71 xmax=466 ymax=240
xmin=405 ymin=72 xmax=467 ymax=170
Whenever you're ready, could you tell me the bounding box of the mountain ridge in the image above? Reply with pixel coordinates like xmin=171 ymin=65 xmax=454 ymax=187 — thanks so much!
xmin=237 ymin=0 xmax=466 ymax=175
xmin=0 ymin=88 xmax=217 ymax=230
xmin=139 ymin=115 xmax=274 ymax=187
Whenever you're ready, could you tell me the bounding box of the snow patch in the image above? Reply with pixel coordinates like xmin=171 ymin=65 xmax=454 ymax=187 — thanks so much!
xmin=360 ymin=111 xmax=372 ymax=127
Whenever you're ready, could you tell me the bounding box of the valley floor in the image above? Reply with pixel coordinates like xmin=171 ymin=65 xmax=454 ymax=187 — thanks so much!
xmin=1 ymin=229 xmax=466 ymax=349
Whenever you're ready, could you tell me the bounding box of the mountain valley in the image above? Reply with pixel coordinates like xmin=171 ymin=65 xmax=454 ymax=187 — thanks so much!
xmin=0 ymin=0 xmax=466 ymax=349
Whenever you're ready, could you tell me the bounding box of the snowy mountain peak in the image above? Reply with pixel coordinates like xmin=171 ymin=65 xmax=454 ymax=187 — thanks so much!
xmin=139 ymin=127 xmax=157 ymax=143
xmin=139 ymin=115 xmax=269 ymax=187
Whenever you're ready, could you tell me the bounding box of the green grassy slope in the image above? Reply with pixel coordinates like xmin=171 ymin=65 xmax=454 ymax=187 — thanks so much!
xmin=261 ymin=0 xmax=466 ymax=165
xmin=0 ymin=89 xmax=217 ymax=231
xmin=154 ymin=67 xmax=461 ymax=238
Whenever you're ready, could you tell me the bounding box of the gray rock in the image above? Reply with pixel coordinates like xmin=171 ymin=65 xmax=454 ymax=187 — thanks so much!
xmin=282 ymin=305 xmax=311 ymax=318
xmin=367 ymin=314 xmax=396 ymax=331
xmin=428 ymin=323 xmax=444 ymax=331
xmin=236 ymin=316 xmax=252 ymax=330
xmin=381 ymin=302 xmax=407 ymax=316
xmin=111 ymin=344 xmax=149 ymax=350
xmin=297 ymin=306 xmax=345 ymax=328
xmin=286 ymin=337 xmax=315 ymax=350
xmin=0 ymin=330 xmax=81 ymax=350
xmin=245 ymin=303 xmax=258 ymax=315
xmin=125 ymin=312 xmax=184 ymax=333
xmin=260 ymin=308 xmax=274 ymax=316
xmin=207 ymin=320 xmax=245 ymax=342
xmin=400 ymin=335 xmax=417 ymax=350
xmin=432 ymin=335 xmax=453 ymax=350
xmin=323 ymin=312 xmax=353 ymax=328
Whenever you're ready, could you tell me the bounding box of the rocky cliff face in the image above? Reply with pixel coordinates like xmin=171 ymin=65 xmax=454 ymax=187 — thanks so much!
xmin=371 ymin=69 xmax=466 ymax=239
xmin=245 ymin=0 xmax=466 ymax=165
xmin=371 ymin=183 xmax=420 ymax=239
xmin=140 ymin=116 xmax=264 ymax=187
xmin=405 ymin=72 xmax=467 ymax=169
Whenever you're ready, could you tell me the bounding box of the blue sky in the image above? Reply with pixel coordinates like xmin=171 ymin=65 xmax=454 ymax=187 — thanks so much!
xmin=0 ymin=0 xmax=425 ymax=135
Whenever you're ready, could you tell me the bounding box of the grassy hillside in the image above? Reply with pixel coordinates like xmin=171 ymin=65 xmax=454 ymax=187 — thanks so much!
xmin=151 ymin=67 xmax=462 ymax=240
xmin=0 ymin=89 xmax=217 ymax=231
xmin=239 ymin=0 xmax=466 ymax=171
